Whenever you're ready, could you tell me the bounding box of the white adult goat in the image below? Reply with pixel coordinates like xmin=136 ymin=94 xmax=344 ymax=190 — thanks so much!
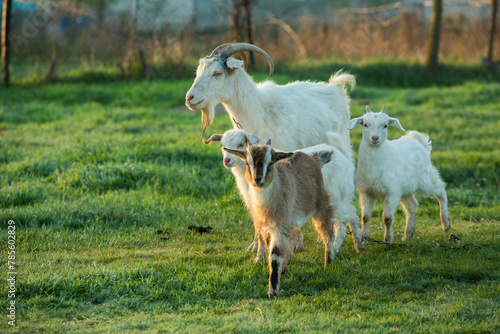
xmin=204 ymin=129 xmax=365 ymax=262
xmin=185 ymin=43 xmax=355 ymax=152
xmin=348 ymin=106 xmax=451 ymax=243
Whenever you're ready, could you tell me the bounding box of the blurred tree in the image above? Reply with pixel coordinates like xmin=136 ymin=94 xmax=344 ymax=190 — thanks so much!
xmin=230 ymin=0 xmax=256 ymax=67
xmin=230 ymin=0 xmax=244 ymax=42
xmin=1 ymin=0 xmax=12 ymax=87
xmin=486 ymin=0 xmax=498 ymax=62
xmin=97 ymin=0 xmax=104 ymax=30
xmin=242 ymin=0 xmax=254 ymax=66
xmin=126 ymin=0 xmax=140 ymax=73
xmin=426 ymin=0 xmax=442 ymax=74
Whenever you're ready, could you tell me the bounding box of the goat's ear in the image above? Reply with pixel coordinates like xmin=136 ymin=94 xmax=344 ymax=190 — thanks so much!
xmin=226 ymin=58 xmax=244 ymax=71
xmin=245 ymin=133 xmax=261 ymax=146
xmin=311 ymin=150 xmax=333 ymax=167
xmin=388 ymin=117 xmax=405 ymax=132
xmin=221 ymin=146 xmax=246 ymax=161
xmin=348 ymin=117 xmax=363 ymax=130
xmin=266 ymin=139 xmax=272 ymax=146
xmin=274 ymin=151 xmax=294 ymax=162
xmin=203 ymin=134 xmax=223 ymax=145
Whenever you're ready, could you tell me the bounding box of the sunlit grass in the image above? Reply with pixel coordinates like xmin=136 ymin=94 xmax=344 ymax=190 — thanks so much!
xmin=0 ymin=70 xmax=498 ymax=333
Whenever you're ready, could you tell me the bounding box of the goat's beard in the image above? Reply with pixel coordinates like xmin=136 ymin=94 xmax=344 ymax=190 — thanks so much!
xmin=201 ymin=104 xmax=215 ymax=135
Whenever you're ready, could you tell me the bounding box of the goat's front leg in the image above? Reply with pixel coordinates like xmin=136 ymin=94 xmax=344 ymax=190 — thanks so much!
xmin=359 ymin=192 xmax=376 ymax=242
xmin=383 ymin=195 xmax=400 ymax=244
xmin=267 ymin=231 xmax=291 ymax=299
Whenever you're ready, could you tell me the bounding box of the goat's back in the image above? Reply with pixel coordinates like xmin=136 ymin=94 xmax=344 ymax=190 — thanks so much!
xmin=277 ymin=152 xmax=331 ymax=214
xmin=253 ymin=80 xmax=351 ymax=152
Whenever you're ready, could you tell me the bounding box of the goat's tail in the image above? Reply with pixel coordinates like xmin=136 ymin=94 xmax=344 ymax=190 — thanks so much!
xmin=329 ymin=69 xmax=356 ymax=96
xmin=326 ymin=131 xmax=353 ymax=158
xmin=406 ymin=130 xmax=432 ymax=155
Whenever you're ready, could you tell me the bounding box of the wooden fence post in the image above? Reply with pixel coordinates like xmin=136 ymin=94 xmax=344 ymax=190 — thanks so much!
xmin=2 ymin=0 xmax=12 ymax=87
xmin=426 ymin=0 xmax=443 ymax=74
xmin=486 ymin=0 xmax=498 ymax=62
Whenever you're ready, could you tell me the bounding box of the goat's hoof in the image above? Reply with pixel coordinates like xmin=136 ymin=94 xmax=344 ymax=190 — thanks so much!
xmin=268 ymin=290 xmax=279 ymax=300
xmin=294 ymin=245 xmax=305 ymax=252
xmin=254 ymin=256 xmax=264 ymax=263
xmin=355 ymin=244 xmax=366 ymax=253
xmin=247 ymin=242 xmax=258 ymax=253
xmin=402 ymin=234 xmax=413 ymax=241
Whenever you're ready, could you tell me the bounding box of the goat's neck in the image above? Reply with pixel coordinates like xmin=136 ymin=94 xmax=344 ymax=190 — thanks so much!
xmin=231 ymin=164 xmax=250 ymax=205
xmin=358 ymin=139 xmax=389 ymax=165
xmin=221 ymin=72 xmax=269 ymax=132
xmin=250 ymin=171 xmax=282 ymax=212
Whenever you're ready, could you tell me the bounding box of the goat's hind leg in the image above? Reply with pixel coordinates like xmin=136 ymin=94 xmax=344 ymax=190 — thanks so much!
xmin=401 ymin=194 xmax=418 ymax=241
xmin=435 ymin=189 xmax=451 ymax=232
xmin=312 ymin=217 xmax=335 ymax=265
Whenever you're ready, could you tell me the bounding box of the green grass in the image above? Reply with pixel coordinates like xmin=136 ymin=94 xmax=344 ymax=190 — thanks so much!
xmin=0 ymin=66 xmax=499 ymax=333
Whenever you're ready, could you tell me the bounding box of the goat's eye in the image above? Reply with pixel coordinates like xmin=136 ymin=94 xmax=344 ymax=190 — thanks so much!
xmin=364 ymin=124 xmax=368 ymax=128
xmin=212 ymin=71 xmax=222 ymax=77
xmin=237 ymin=144 xmax=244 ymax=149
xmin=384 ymin=125 xmax=388 ymax=129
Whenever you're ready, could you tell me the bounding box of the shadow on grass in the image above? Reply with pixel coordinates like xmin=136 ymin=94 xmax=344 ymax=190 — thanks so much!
xmin=8 ymin=60 xmax=500 ymax=89
xmin=280 ymin=60 xmax=500 ymax=88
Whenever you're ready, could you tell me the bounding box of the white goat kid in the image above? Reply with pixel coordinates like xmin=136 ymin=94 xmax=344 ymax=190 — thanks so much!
xmin=222 ymin=143 xmax=335 ymax=299
xmin=185 ymin=43 xmax=355 ymax=153
xmin=348 ymin=106 xmax=451 ymax=243
xmin=204 ymin=129 xmax=365 ymax=262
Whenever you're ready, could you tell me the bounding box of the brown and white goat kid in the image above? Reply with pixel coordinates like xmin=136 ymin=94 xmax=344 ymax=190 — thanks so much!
xmin=223 ymin=143 xmax=335 ymax=299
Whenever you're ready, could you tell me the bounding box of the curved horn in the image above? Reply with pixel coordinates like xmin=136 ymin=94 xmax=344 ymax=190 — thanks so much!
xmin=202 ymin=134 xmax=223 ymax=145
xmin=209 ymin=43 xmax=274 ymax=76
xmin=208 ymin=43 xmax=232 ymax=58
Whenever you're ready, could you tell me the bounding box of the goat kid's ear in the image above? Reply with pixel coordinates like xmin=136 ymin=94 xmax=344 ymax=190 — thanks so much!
xmin=266 ymin=139 xmax=272 ymax=146
xmin=348 ymin=117 xmax=363 ymax=130
xmin=245 ymin=133 xmax=261 ymax=146
xmin=226 ymin=58 xmax=244 ymax=71
xmin=389 ymin=117 xmax=406 ymax=132
xmin=274 ymin=151 xmax=294 ymax=162
xmin=311 ymin=150 xmax=333 ymax=167
xmin=221 ymin=146 xmax=246 ymax=161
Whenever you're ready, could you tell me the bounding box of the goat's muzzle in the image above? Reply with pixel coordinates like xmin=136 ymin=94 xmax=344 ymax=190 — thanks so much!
xmin=185 ymin=95 xmax=204 ymax=110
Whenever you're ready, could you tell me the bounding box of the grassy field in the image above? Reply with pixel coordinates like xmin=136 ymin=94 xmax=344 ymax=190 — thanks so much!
xmin=0 ymin=63 xmax=499 ymax=333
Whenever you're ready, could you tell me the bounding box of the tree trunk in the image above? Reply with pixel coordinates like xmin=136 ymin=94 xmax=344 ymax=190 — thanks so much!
xmin=242 ymin=0 xmax=254 ymax=67
xmin=126 ymin=0 xmax=140 ymax=72
xmin=2 ymin=0 xmax=12 ymax=87
xmin=426 ymin=0 xmax=443 ymax=74
xmin=97 ymin=0 xmax=104 ymax=30
xmin=487 ymin=0 xmax=498 ymax=62
xmin=231 ymin=0 xmax=244 ymax=42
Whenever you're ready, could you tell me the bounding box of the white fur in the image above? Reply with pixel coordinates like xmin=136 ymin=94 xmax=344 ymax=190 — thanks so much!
xmin=186 ymin=53 xmax=355 ymax=155
xmin=348 ymin=106 xmax=451 ymax=243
